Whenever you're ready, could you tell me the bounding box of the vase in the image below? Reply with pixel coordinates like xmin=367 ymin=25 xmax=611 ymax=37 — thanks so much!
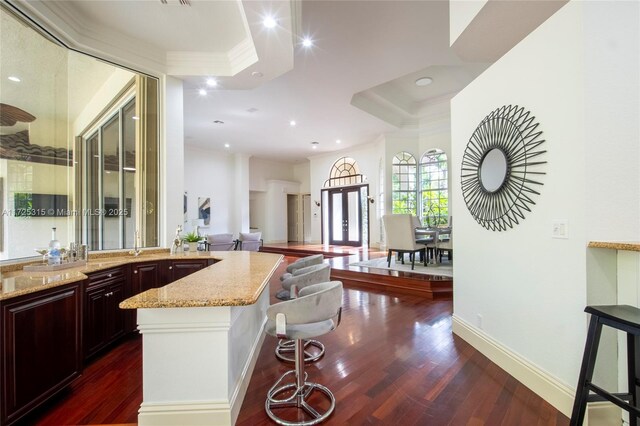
xmin=188 ymin=242 xmax=198 ymax=252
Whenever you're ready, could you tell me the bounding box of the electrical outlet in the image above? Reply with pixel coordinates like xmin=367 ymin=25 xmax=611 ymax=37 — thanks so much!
xmin=477 ymin=314 xmax=483 ymax=330
xmin=552 ymin=220 xmax=569 ymax=239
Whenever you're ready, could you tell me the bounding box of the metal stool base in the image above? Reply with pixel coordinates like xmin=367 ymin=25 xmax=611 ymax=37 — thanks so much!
xmin=276 ymin=339 xmax=325 ymax=363
xmin=266 ymin=371 xmax=336 ymax=426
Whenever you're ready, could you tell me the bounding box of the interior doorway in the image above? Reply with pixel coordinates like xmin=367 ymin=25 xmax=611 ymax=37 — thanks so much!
xmin=287 ymin=194 xmax=298 ymax=242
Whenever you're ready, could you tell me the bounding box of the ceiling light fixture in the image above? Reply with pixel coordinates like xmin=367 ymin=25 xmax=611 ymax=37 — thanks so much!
xmin=198 ymin=89 xmax=207 ymax=96
xmin=263 ymin=16 xmax=277 ymax=28
xmin=251 ymin=71 xmax=263 ymax=78
xmin=8 ymin=76 xmax=21 ymax=82
xmin=213 ymin=120 xmax=224 ymax=124
xmin=302 ymin=37 xmax=313 ymax=48
xmin=336 ymin=139 xmax=341 ymax=144
xmin=224 ymin=143 xmax=230 ymax=148
xmin=290 ymin=120 xmax=296 ymax=127
xmin=311 ymin=141 xmax=319 ymax=149
xmin=206 ymin=78 xmax=217 ymax=87
xmin=415 ymin=77 xmax=433 ymax=87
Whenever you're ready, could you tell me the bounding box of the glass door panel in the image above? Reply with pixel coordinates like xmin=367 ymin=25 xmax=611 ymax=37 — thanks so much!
xmin=101 ymin=115 xmax=120 ymax=250
xmin=122 ymin=99 xmax=136 ymax=249
xmin=347 ymin=190 xmax=360 ymax=242
xmin=331 ymin=192 xmax=343 ymax=243
xmin=86 ymin=133 xmax=100 ymax=250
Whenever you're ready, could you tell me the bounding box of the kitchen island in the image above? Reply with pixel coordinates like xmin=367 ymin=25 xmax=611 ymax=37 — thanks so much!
xmin=120 ymin=251 xmax=283 ymax=426
xmin=0 ymin=250 xmax=282 ymax=426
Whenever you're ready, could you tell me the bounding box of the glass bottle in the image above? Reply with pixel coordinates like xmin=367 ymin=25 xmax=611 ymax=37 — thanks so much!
xmin=48 ymin=227 xmax=61 ymax=265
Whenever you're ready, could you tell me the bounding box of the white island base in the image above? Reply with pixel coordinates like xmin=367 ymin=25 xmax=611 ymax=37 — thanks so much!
xmin=136 ymin=287 xmax=269 ymax=426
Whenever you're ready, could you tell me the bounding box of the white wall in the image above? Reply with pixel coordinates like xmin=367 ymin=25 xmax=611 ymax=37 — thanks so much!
xmin=249 ymin=158 xmax=296 ymax=192
xmin=309 ymin=141 xmax=383 ymax=245
xmin=293 ymin=162 xmax=311 ymax=194
xmin=451 ymin=0 xmax=640 ymax=415
xmin=264 ymin=180 xmax=300 ymax=243
xmin=184 ymin=145 xmax=233 ymax=236
xmin=161 ymin=76 xmax=185 ymax=246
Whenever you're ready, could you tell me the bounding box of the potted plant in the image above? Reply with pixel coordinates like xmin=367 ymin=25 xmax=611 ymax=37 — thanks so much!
xmin=183 ymin=231 xmax=201 ymax=252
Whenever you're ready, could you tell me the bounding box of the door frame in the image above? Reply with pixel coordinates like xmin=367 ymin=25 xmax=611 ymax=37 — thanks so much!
xmin=321 ymin=184 xmax=370 ymax=247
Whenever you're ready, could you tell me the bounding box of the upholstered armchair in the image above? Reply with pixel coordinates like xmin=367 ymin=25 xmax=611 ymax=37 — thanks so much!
xmin=237 ymin=231 xmax=262 ymax=251
xmin=382 ymin=214 xmax=427 ymax=270
xmin=205 ymin=233 xmax=237 ymax=251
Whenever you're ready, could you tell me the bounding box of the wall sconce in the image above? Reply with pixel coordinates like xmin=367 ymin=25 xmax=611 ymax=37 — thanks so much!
xmin=314 ymin=200 xmax=320 ymax=207
xmin=367 ymin=196 xmax=375 ymax=204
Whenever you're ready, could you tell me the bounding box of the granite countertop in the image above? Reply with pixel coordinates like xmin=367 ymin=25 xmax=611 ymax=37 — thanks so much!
xmin=0 ymin=251 xmax=283 ymax=306
xmin=588 ymin=241 xmax=640 ymax=252
xmin=120 ymin=251 xmax=282 ymax=309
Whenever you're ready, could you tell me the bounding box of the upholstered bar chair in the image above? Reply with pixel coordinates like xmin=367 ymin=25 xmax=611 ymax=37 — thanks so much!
xmin=237 ymin=231 xmax=262 ymax=251
xmin=280 ymin=254 xmax=324 ymax=281
xmin=265 ymin=281 xmax=343 ymax=425
xmin=382 ymin=214 xmax=427 ymax=270
xmin=205 ymin=233 xmax=236 ymax=251
xmin=275 ymin=263 xmax=332 ymax=364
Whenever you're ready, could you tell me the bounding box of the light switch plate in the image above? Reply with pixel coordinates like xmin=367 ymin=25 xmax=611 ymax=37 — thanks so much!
xmin=552 ymin=220 xmax=569 ymax=239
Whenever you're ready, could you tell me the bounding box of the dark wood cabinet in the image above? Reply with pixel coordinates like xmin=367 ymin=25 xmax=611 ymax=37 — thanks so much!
xmin=165 ymin=259 xmax=211 ymax=283
xmin=84 ymin=267 xmax=128 ymax=360
xmin=1 ymin=283 xmax=82 ymax=426
xmin=131 ymin=261 xmax=163 ymax=293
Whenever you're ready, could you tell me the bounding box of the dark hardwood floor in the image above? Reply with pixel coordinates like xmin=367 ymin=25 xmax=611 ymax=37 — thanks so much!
xmin=28 ymin=254 xmax=568 ymax=425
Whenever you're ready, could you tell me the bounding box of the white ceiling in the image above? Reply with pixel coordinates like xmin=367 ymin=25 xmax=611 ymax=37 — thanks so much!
xmin=9 ymin=0 xmax=491 ymax=163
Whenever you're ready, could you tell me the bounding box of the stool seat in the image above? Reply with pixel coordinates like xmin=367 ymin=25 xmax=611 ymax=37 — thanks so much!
xmin=570 ymin=304 xmax=640 ymax=426
xmin=585 ymin=305 xmax=640 ymax=333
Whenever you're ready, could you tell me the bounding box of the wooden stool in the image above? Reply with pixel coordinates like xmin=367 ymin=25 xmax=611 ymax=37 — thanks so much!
xmin=570 ymin=305 xmax=640 ymax=426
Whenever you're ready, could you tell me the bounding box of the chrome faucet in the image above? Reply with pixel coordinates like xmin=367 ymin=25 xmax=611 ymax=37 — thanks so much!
xmin=170 ymin=225 xmax=183 ymax=254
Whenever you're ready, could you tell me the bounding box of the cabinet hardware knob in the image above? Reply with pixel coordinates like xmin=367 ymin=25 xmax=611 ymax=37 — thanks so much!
xmin=134 ymin=270 xmax=138 ymax=274
xmin=169 ymin=266 xmax=173 ymax=270
xmin=107 ymin=273 xmax=112 ymax=278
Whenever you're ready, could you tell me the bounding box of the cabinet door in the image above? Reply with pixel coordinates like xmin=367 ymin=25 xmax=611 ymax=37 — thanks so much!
xmin=132 ymin=262 xmax=162 ymax=292
xmin=168 ymin=259 xmax=210 ymax=281
xmin=84 ymin=284 xmax=108 ymax=359
xmin=2 ymin=284 xmax=82 ymax=425
xmin=106 ymin=281 xmax=126 ymax=342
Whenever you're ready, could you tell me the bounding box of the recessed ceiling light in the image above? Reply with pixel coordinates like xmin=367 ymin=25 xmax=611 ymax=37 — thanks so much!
xmin=198 ymin=88 xmax=207 ymax=96
xmin=213 ymin=120 xmax=224 ymax=124
xmin=311 ymin=141 xmax=319 ymax=149
xmin=302 ymin=37 xmax=313 ymax=48
xmin=206 ymin=78 xmax=217 ymax=87
xmin=336 ymin=139 xmax=341 ymax=144
xmin=251 ymin=71 xmax=263 ymax=78
xmin=290 ymin=120 xmax=296 ymax=127
xmin=247 ymin=108 xmax=259 ymax=113
xmin=263 ymin=16 xmax=277 ymax=28
xmin=8 ymin=76 xmax=20 ymax=82
xmin=224 ymin=143 xmax=230 ymax=148
xmin=415 ymin=77 xmax=433 ymax=87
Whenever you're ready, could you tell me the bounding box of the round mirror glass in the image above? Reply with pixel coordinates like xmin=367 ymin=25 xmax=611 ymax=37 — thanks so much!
xmin=480 ymin=148 xmax=508 ymax=192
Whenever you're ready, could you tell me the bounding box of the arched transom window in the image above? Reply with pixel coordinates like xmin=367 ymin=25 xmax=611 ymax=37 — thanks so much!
xmin=391 ymin=152 xmax=417 ymax=215
xmin=419 ymin=150 xmax=448 ymax=226
xmin=325 ymin=157 xmax=362 ymax=187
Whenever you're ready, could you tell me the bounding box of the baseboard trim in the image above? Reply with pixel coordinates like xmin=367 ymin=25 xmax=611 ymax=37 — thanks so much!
xmin=452 ymin=314 xmax=575 ymax=417
xmin=229 ymin=316 xmax=267 ymax=424
xmin=138 ymin=400 xmax=231 ymax=425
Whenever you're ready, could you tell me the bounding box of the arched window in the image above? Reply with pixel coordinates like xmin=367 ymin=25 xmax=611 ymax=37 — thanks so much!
xmin=419 ymin=150 xmax=448 ymax=226
xmin=325 ymin=157 xmax=361 ymax=187
xmin=391 ymin=152 xmax=417 ymax=215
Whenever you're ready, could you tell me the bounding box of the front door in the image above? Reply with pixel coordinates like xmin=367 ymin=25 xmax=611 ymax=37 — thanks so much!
xmin=328 ymin=187 xmax=362 ymax=246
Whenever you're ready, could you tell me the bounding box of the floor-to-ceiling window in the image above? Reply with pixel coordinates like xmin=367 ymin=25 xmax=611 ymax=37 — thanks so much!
xmin=419 ymin=150 xmax=448 ymax=226
xmin=391 ymin=151 xmax=417 ymax=215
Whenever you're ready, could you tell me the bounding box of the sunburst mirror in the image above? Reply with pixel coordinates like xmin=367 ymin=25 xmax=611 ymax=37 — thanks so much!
xmin=461 ymin=105 xmax=547 ymax=231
